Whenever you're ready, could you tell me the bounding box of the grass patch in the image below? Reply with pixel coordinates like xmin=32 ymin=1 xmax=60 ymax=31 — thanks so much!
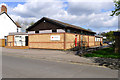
xmin=84 ymin=48 xmax=120 ymax=59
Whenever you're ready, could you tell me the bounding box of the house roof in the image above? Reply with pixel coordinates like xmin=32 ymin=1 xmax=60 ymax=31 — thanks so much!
xmin=27 ymin=17 xmax=96 ymax=34
xmin=9 ymin=32 xmax=28 ymax=35
xmin=0 ymin=12 xmax=21 ymax=28
xmin=15 ymin=22 xmax=21 ymax=28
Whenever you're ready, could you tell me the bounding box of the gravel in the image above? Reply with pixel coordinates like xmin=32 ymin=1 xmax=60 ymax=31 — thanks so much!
xmin=89 ymin=57 xmax=120 ymax=70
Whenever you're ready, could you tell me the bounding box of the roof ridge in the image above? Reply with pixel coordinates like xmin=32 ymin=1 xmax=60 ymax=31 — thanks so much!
xmin=0 ymin=11 xmax=5 ymax=15
xmin=27 ymin=17 xmax=96 ymax=33
xmin=43 ymin=17 xmax=95 ymax=33
xmin=0 ymin=12 xmax=21 ymax=28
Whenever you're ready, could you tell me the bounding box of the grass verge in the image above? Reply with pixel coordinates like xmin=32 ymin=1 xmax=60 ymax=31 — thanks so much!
xmin=84 ymin=47 xmax=120 ymax=59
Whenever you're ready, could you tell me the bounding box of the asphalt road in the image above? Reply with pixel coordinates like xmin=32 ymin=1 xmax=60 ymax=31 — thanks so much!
xmin=2 ymin=55 xmax=118 ymax=78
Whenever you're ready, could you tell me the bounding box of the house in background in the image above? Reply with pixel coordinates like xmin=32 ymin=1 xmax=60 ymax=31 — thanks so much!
xmin=0 ymin=5 xmax=21 ymax=39
xmin=0 ymin=5 xmax=21 ymax=47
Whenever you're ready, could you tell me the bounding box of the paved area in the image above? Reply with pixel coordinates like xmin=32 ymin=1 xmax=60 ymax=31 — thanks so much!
xmin=2 ymin=48 xmax=96 ymax=65
xmin=2 ymin=55 xmax=118 ymax=78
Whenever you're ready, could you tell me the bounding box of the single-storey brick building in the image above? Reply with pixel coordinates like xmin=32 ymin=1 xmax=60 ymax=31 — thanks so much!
xmin=7 ymin=17 xmax=103 ymax=50
xmin=26 ymin=17 xmax=102 ymax=50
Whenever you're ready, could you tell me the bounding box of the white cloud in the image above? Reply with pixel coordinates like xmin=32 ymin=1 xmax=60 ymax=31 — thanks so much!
xmin=66 ymin=0 xmax=113 ymax=2
xmin=67 ymin=2 xmax=114 ymax=15
xmin=0 ymin=0 xmax=118 ymax=33
xmin=9 ymin=14 xmax=37 ymax=23
xmin=12 ymin=0 xmax=66 ymax=18
xmin=0 ymin=3 xmax=7 ymax=7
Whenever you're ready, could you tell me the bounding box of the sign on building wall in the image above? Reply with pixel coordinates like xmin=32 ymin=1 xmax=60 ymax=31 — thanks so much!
xmin=51 ymin=35 xmax=60 ymax=41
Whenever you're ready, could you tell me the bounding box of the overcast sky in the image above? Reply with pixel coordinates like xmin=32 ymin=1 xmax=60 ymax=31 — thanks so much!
xmin=0 ymin=0 xmax=118 ymax=33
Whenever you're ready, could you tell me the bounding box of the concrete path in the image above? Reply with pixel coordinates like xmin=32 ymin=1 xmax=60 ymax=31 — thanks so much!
xmin=2 ymin=55 xmax=118 ymax=78
xmin=2 ymin=48 xmax=96 ymax=66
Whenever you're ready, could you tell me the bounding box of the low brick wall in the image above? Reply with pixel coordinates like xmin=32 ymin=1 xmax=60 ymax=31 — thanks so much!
xmin=7 ymin=35 xmax=14 ymax=47
xmin=7 ymin=33 xmax=103 ymax=50
xmin=28 ymin=33 xmax=99 ymax=50
xmin=65 ymin=33 xmax=79 ymax=49
xmin=0 ymin=39 xmax=5 ymax=47
xmin=65 ymin=33 xmax=95 ymax=49
xmin=28 ymin=33 xmax=65 ymax=49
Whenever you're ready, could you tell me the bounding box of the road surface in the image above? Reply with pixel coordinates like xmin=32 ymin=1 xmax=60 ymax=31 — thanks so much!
xmin=2 ymin=55 xmax=118 ymax=78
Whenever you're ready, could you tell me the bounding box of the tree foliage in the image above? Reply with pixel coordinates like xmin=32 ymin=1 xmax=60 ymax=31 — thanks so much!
xmin=16 ymin=20 xmax=35 ymax=32
xmin=30 ymin=22 xmax=35 ymax=26
xmin=87 ymin=29 xmax=92 ymax=31
xmin=111 ymin=0 xmax=120 ymax=16
xmin=101 ymin=31 xmax=115 ymax=42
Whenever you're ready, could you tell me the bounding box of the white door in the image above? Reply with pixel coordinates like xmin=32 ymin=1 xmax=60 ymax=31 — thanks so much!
xmin=14 ymin=36 xmax=23 ymax=46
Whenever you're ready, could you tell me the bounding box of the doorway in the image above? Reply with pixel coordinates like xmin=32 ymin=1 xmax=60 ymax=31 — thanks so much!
xmin=25 ymin=36 xmax=28 ymax=46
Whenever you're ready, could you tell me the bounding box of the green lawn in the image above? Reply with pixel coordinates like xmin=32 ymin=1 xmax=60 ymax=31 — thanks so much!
xmin=84 ymin=48 xmax=120 ymax=59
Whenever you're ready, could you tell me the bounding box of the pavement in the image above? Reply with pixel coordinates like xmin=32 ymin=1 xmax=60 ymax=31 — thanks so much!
xmin=2 ymin=48 xmax=96 ymax=66
xmin=2 ymin=55 xmax=118 ymax=78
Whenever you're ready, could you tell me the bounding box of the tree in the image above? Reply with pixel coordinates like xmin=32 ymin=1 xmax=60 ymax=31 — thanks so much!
xmin=30 ymin=22 xmax=35 ymax=26
xmin=111 ymin=0 xmax=120 ymax=53
xmin=15 ymin=20 xmax=35 ymax=32
xmin=87 ymin=29 xmax=92 ymax=31
xmin=21 ymin=21 xmax=30 ymax=32
xmin=102 ymin=31 xmax=115 ymax=42
xmin=111 ymin=0 xmax=120 ymax=16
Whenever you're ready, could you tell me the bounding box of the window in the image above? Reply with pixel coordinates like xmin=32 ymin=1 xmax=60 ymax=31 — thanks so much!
xmin=35 ymin=31 xmax=39 ymax=33
xmin=52 ymin=29 xmax=57 ymax=33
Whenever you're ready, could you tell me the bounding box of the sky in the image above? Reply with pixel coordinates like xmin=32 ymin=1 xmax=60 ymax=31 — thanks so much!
xmin=0 ymin=0 xmax=118 ymax=33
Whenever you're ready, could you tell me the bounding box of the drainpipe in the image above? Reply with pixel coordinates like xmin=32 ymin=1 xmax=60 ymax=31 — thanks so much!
xmin=17 ymin=28 xmax=18 ymax=32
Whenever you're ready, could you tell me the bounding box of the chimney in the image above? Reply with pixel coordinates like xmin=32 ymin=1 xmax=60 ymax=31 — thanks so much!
xmin=1 ymin=5 xmax=7 ymax=13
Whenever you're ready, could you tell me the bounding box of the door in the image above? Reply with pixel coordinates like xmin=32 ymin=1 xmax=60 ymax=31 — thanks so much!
xmin=25 ymin=36 xmax=28 ymax=46
xmin=4 ymin=36 xmax=7 ymax=46
xmin=14 ymin=36 xmax=22 ymax=46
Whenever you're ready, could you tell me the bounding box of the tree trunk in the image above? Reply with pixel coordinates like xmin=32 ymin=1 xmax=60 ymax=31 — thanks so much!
xmin=114 ymin=32 xmax=120 ymax=53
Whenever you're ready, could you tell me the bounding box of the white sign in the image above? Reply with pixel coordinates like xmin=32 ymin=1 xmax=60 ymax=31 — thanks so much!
xmin=51 ymin=35 xmax=60 ymax=41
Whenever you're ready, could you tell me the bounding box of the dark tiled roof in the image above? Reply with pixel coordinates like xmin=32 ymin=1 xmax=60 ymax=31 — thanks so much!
xmin=27 ymin=17 xmax=96 ymax=33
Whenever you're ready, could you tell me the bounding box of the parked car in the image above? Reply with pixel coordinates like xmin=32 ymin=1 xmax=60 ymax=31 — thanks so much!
xmin=103 ymin=41 xmax=109 ymax=44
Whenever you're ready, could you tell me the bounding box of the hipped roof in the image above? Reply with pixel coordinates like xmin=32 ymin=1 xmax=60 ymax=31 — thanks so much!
xmin=27 ymin=17 xmax=96 ymax=34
